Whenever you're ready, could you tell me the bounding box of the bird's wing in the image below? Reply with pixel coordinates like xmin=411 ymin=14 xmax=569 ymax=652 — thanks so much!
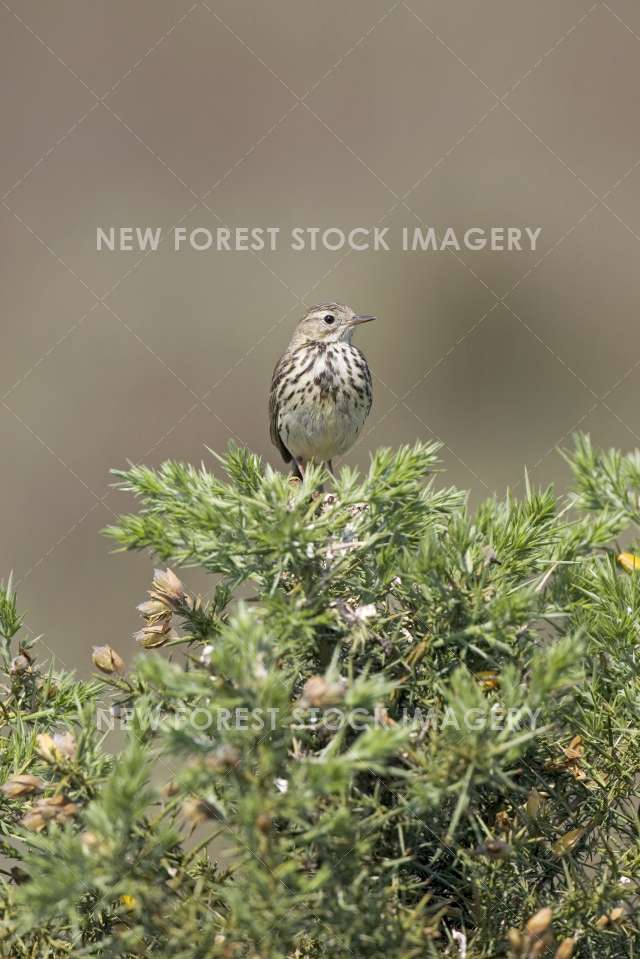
xmin=352 ymin=346 xmax=373 ymax=416
xmin=269 ymin=354 xmax=293 ymax=464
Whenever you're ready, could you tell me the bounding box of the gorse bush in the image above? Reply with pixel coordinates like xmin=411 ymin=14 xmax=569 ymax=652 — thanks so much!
xmin=2 ymin=436 xmax=640 ymax=958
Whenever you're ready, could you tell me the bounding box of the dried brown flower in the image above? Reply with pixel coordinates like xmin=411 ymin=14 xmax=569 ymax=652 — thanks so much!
xmin=551 ymin=826 xmax=587 ymax=857
xmin=205 ymin=745 xmax=241 ymax=773
xmin=134 ymin=623 xmax=177 ymax=649
xmin=137 ymin=599 xmax=172 ymax=624
xmin=150 ymin=568 xmax=187 ymax=609
xmin=1 ymin=773 xmax=45 ymax=799
xmin=494 ymin=809 xmax=511 ymax=832
xmin=182 ymin=797 xmax=220 ymax=827
xmin=22 ymin=795 xmax=78 ymax=832
xmin=256 ymin=813 xmax=272 ymax=834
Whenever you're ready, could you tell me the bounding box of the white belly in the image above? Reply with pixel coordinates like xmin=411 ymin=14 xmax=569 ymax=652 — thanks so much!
xmin=280 ymin=398 xmax=366 ymax=462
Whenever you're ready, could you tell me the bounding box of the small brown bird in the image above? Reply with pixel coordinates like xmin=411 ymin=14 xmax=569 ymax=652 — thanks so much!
xmin=269 ymin=303 xmax=375 ymax=478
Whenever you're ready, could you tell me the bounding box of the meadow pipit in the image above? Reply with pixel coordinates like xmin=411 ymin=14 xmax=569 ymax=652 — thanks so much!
xmin=269 ymin=303 xmax=375 ymax=478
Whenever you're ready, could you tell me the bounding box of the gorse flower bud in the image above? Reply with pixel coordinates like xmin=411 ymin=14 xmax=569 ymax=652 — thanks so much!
xmin=36 ymin=731 xmax=77 ymax=764
xmin=300 ymin=675 xmax=347 ymax=708
xmin=526 ymin=907 xmax=553 ymax=936
xmin=91 ymin=644 xmax=125 ymax=674
xmin=477 ymin=838 xmax=512 ymax=860
xmin=526 ymin=788 xmax=544 ymax=818
xmin=10 ymin=653 xmax=31 ymax=674
xmin=507 ymin=928 xmax=524 ymax=952
xmin=554 ymin=939 xmax=576 ymax=959
xmin=80 ymin=831 xmax=100 ymax=853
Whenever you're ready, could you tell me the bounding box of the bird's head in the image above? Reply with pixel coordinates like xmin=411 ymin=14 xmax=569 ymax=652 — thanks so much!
xmin=289 ymin=303 xmax=376 ymax=349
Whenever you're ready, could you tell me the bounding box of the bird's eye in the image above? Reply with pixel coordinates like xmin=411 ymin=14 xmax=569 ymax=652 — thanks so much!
xmin=323 ymin=314 xmax=335 ymax=325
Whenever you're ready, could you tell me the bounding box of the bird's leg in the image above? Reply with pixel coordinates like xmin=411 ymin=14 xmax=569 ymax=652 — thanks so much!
xmin=326 ymin=460 xmax=336 ymax=480
xmin=291 ymin=457 xmax=305 ymax=480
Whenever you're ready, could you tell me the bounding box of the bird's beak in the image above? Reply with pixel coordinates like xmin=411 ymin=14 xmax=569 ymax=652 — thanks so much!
xmin=350 ymin=314 xmax=376 ymax=326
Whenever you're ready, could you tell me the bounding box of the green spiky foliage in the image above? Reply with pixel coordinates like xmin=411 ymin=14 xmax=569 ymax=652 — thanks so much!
xmin=2 ymin=436 xmax=640 ymax=958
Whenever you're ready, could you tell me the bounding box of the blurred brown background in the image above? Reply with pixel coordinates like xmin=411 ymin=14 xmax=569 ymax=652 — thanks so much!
xmin=2 ymin=0 xmax=640 ymax=672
